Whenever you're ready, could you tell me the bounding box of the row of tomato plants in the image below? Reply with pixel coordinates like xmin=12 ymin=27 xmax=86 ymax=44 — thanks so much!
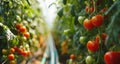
xmin=53 ymin=0 xmax=120 ymax=64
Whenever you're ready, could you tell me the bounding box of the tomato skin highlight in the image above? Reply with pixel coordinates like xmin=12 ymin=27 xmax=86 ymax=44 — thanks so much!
xmin=104 ymin=51 xmax=120 ymax=64
xmin=91 ymin=14 xmax=104 ymax=27
xmin=83 ymin=19 xmax=94 ymax=30
xmin=87 ymin=41 xmax=99 ymax=52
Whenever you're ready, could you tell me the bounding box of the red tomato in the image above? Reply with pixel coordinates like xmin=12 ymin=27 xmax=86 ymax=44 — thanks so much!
xmin=17 ymin=48 xmax=24 ymax=54
xmin=23 ymin=32 xmax=30 ymax=38
xmin=10 ymin=48 xmax=15 ymax=53
xmin=104 ymin=51 xmax=120 ymax=64
xmin=87 ymin=41 xmax=99 ymax=52
xmin=15 ymin=23 xmax=22 ymax=29
xmin=85 ymin=6 xmax=94 ymax=14
xmin=70 ymin=54 xmax=75 ymax=60
xmin=89 ymin=7 xmax=94 ymax=14
xmin=85 ymin=6 xmax=89 ymax=13
xmin=83 ymin=19 xmax=94 ymax=30
xmin=8 ymin=54 xmax=15 ymax=60
xmin=22 ymin=51 xmax=29 ymax=57
xmin=9 ymin=60 xmax=16 ymax=64
xmin=91 ymin=14 xmax=104 ymax=27
xmin=19 ymin=26 xmax=27 ymax=33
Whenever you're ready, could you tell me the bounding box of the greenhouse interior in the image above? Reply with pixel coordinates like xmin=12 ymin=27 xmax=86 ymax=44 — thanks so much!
xmin=0 ymin=0 xmax=120 ymax=64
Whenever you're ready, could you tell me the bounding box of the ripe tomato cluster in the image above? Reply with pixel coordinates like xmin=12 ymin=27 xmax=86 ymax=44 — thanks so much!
xmin=83 ymin=14 xmax=104 ymax=30
xmin=2 ymin=46 xmax=30 ymax=64
xmin=15 ymin=23 xmax=30 ymax=38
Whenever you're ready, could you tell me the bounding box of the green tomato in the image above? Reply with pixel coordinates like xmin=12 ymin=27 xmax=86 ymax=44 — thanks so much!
xmin=63 ymin=29 xmax=71 ymax=35
xmin=78 ymin=16 xmax=85 ymax=24
xmin=79 ymin=36 xmax=87 ymax=45
xmin=86 ymin=56 xmax=95 ymax=64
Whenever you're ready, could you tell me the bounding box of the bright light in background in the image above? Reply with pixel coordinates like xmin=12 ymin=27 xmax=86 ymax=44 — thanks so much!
xmin=38 ymin=0 xmax=57 ymax=29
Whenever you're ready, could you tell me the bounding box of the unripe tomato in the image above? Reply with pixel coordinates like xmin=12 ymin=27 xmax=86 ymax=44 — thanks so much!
xmin=2 ymin=49 xmax=7 ymax=54
xmin=19 ymin=26 xmax=27 ymax=33
xmin=15 ymin=23 xmax=22 ymax=29
xmin=78 ymin=16 xmax=85 ymax=24
xmin=23 ymin=32 xmax=30 ymax=38
xmin=10 ymin=48 xmax=15 ymax=53
xmin=86 ymin=56 xmax=95 ymax=64
xmin=87 ymin=40 xmax=99 ymax=52
xmin=9 ymin=60 xmax=16 ymax=64
xmin=83 ymin=19 xmax=94 ymax=30
xmin=91 ymin=14 xmax=104 ymax=27
xmin=8 ymin=54 xmax=15 ymax=60
xmin=79 ymin=36 xmax=87 ymax=45
xmin=70 ymin=54 xmax=75 ymax=60
xmin=104 ymin=51 xmax=120 ymax=64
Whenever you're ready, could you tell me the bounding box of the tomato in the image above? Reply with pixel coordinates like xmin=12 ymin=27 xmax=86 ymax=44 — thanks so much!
xmin=102 ymin=33 xmax=107 ymax=40
xmin=23 ymin=32 xmax=30 ymax=38
xmin=87 ymin=40 xmax=99 ymax=52
xmin=79 ymin=36 xmax=87 ymax=45
xmin=78 ymin=16 xmax=85 ymax=24
xmin=70 ymin=54 xmax=75 ymax=60
xmin=104 ymin=51 xmax=120 ymax=64
xmin=21 ymin=36 xmax=27 ymax=41
xmin=85 ymin=6 xmax=94 ymax=14
xmin=19 ymin=26 xmax=27 ymax=33
xmin=22 ymin=51 xmax=29 ymax=57
xmin=17 ymin=48 xmax=23 ymax=54
xmin=91 ymin=14 xmax=104 ymax=27
xmin=95 ymin=35 xmax=100 ymax=43
xmin=2 ymin=49 xmax=7 ymax=54
xmin=85 ymin=6 xmax=89 ymax=13
xmin=85 ymin=56 xmax=95 ymax=64
xmin=15 ymin=23 xmax=22 ymax=29
xmin=8 ymin=54 xmax=15 ymax=60
xmin=83 ymin=19 xmax=94 ymax=30
xmin=9 ymin=60 xmax=16 ymax=64
xmin=10 ymin=48 xmax=15 ymax=53
xmin=89 ymin=7 xmax=94 ymax=14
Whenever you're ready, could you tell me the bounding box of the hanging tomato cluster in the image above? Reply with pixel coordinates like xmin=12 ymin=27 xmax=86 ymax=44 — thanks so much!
xmin=0 ymin=0 xmax=45 ymax=64
xmin=53 ymin=0 xmax=120 ymax=64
